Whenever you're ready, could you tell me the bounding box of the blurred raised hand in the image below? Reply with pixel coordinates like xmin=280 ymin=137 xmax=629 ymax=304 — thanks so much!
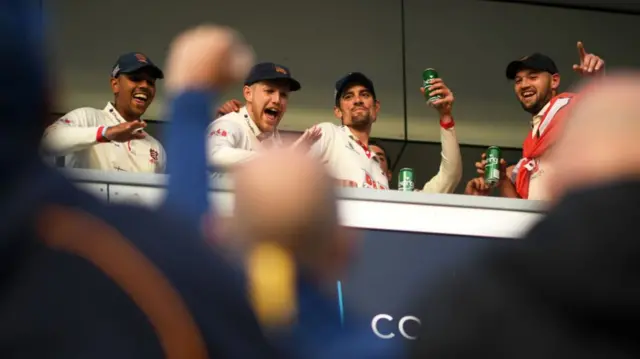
xmin=164 ymin=25 xmax=255 ymax=93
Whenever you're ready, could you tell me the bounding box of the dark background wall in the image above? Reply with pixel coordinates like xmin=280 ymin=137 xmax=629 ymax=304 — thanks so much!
xmin=44 ymin=0 xmax=640 ymax=193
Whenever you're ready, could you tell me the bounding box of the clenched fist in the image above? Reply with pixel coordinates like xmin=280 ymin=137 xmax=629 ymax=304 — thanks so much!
xmin=164 ymin=25 xmax=255 ymax=93
xmin=475 ymin=152 xmax=507 ymax=185
xmin=464 ymin=177 xmax=490 ymax=196
xmin=420 ymin=78 xmax=454 ymax=116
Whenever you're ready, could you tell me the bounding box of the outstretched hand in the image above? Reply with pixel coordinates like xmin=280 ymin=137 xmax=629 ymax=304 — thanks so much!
xmin=572 ymin=41 xmax=605 ymax=76
xmin=290 ymin=125 xmax=322 ymax=151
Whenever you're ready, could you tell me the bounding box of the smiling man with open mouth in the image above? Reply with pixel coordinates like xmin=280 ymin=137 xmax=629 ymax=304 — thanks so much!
xmin=466 ymin=44 xmax=605 ymax=200
xmin=207 ymin=62 xmax=322 ymax=170
xmin=42 ymin=52 xmax=166 ymax=173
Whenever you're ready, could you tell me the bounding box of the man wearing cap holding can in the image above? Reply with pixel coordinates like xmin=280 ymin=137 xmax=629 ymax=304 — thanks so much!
xmin=468 ymin=42 xmax=605 ymax=200
xmin=307 ymin=72 xmax=461 ymax=191
xmin=42 ymin=52 xmax=166 ymax=173
xmin=206 ymin=62 xmax=321 ymax=169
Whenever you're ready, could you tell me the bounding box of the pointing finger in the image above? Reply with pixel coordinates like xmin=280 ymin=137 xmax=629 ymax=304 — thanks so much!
xmin=577 ymin=41 xmax=586 ymax=62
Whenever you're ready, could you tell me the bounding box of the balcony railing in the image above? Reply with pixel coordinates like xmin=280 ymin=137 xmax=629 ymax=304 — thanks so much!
xmin=64 ymin=168 xmax=544 ymax=239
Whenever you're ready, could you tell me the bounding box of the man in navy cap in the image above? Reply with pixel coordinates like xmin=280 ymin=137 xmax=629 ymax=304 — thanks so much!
xmin=206 ymin=62 xmax=320 ymax=169
xmin=306 ymin=71 xmax=461 ymax=192
xmin=41 ymin=52 xmax=167 ymax=173
xmin=467 ymin=42 xmax=606 ymax=201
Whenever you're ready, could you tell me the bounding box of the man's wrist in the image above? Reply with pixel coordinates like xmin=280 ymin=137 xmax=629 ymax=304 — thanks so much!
xmin=97 ymin=125 xmax=110 ymax=143
xmin=439 ymin=113 xmax=455 ymax=129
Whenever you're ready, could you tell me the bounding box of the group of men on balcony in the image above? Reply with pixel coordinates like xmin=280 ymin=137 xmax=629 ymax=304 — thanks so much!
xmin=41 ymin=41 xmax=605 ymax=202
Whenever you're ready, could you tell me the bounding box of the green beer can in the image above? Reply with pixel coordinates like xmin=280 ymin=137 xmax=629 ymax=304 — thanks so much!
xmin=398 ymin=168 xmax=415 ymax=192
xmin=484 ymin=146 xmax=502 ymax=187
xmin=422 ymin=68 xmax=441 ymax=103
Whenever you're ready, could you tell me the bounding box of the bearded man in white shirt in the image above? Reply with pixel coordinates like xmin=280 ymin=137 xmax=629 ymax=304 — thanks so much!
xmin=309 ymin=72 xmax=462 ymax=191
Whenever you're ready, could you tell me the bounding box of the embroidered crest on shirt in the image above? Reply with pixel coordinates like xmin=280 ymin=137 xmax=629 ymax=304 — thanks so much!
xmin=149 ymin=149 xmax=159 ymax=164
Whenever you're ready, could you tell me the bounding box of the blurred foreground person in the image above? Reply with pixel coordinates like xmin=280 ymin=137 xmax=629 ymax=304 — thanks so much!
xmin=409 ymin=73 xmax=640 ymax=358
xmin=231 ymin=149 xmax=403 ymax=359
xmin=153 ymin=23 xmax=401 ymax=358
xmin=0 ymin=6 xmax=279 ymax=358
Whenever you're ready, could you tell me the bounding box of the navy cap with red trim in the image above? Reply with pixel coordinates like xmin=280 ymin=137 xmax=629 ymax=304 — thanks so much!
xmin=111 ymin=52 xmax=164 ymax=79
xmin=244 ymin=62 xmax=301 ymax=91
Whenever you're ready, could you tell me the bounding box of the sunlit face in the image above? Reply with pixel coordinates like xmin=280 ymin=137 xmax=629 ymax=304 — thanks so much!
xmin=514 ymin=69 xmax=560 ymax=115
xmin=334 ymin=83 xmax=380 ymax=127
xmin=369 ymin=144 xmax=392 ymax=182
xmin=244 ymin=80 xmax=291 ymax=133
xmin=110 ymin=69 xmax=157 ymax=119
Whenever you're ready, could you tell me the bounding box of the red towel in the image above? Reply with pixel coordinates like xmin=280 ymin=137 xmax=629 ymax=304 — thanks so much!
xmin=513 ymin=93 xmax=576 ymax=199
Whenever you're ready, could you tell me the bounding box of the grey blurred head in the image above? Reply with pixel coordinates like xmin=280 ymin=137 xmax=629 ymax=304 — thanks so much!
xmin=231 ymin=148 xmax=355 ymax=284
xmin=545 ymin=70 xmax=640 ymax=200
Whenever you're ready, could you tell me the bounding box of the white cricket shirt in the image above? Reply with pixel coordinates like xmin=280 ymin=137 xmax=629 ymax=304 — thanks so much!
xmin=41 ymin=102 xmax=165 ymax=173
xmin=206 ymin=106 xmax=281 ymax=168
xmin=310 ymin=122 xmax=389 ymax=190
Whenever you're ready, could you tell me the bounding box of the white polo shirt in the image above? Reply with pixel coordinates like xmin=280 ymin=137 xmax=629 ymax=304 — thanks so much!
xmin=310 ymin=122 xmax=389 ymax=190
xmin=42 ymin=102 xmax=165 ymax=173
xmin=206 ymin=106 xmax=282 ymax=168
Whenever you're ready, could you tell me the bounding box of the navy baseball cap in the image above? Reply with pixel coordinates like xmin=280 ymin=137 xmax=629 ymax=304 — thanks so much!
xmin=111 ymin=52 xmax=164 ymax=79
xmin=334 ymin=72 xmax=376 ymax=105
xmin=506 ymin=53 xmax=559 ymax=79
xmin=244 ymin=62 xmax=301 ymax=91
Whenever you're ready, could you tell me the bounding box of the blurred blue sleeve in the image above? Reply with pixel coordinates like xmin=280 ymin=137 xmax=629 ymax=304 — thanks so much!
xmin=0 ymin=1 xmax=48 ymax=164
xmin=162 ymin=90 xmax=219 ymax=228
